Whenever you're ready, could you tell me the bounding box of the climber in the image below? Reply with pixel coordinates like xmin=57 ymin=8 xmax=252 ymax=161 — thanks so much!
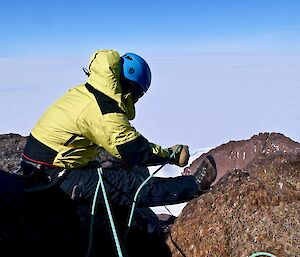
xmin=20 ymin=49 xmax=217 ymax=221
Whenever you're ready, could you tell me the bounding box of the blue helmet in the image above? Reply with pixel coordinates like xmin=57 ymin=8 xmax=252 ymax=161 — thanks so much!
xmin=121 ymin=53 xmax=151 ymax=93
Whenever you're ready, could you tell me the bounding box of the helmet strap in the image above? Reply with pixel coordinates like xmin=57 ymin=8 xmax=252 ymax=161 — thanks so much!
xmin=121 ymin=78 xmax=144 ymax=102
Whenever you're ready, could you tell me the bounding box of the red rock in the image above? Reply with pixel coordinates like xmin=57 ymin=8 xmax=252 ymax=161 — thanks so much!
xmin=168 ymin=133 xmax=300 ymax=257
xmin=184 ymin=132 xmax=300 ymax=184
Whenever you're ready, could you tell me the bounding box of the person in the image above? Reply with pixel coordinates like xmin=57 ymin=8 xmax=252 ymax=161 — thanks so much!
xmin=20 ymin=50 xmax=217 ymax=255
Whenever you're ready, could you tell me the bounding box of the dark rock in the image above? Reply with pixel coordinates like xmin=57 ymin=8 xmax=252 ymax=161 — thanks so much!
xmin=0 ymin=133 xmax=27 ymax=173
xmin=0 ymin=169 xmax=84 ymax=257
xmin=168 ymin=133 xmax=300 ymax=257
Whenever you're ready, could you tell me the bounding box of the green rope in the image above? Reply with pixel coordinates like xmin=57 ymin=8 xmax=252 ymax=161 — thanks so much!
xmin=126 ymin=145 xmax=182 ymax=230
xmin=86 ymin=167 xmax=124 ymax=257
xmin=86 ymin=145 xmax=182 ymax=256
xmin=249 ymin=252 xmax=276 ymax=257
xmin=98 ymin=167 xmax=124 ymax=257
xmin=85 ymin=167 xmax=102 ymax=257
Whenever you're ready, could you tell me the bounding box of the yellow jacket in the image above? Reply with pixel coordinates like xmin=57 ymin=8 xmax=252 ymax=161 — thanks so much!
xmin=22 ymin=50 xmax=170 ymax=169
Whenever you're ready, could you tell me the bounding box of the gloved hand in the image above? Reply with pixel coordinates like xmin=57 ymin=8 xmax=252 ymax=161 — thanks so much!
xmin=168 ymin=145 xmax=190 ymax=167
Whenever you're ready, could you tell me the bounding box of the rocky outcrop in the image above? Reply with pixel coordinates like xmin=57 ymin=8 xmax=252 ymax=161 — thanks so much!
xmin=0 ymin=133 xmax=26 ymax=173
xmin=184 ymin=132 xmax=300 ymax=183
xmin=168 ymin=133 xmax=300 ymax=257
xmin=2 ymin=132 xmax=300 ymax=256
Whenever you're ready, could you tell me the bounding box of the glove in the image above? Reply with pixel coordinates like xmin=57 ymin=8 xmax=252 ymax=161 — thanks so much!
xmin=168 ymin=145 xmax=190 ymax=167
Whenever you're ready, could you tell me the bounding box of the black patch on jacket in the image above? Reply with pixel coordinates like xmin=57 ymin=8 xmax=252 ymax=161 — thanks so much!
xmin=85 ymin=83 xmax=125 ymax=115
xmin=22 ymin=134 xmax=57 ymax=165
xmin=117 ymin=135 xmax=168 ymax=166
xmin=63 ymin=134 xmax=78 ymax=146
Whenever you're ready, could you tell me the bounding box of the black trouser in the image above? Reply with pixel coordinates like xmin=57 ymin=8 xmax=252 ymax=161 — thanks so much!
xmin=46 ymin=167 xmax=199 ymax=208
xmin=20 ymin=163 xmax=199 ymax=256
xmin=51 ymin=166 xmax=198 ymax=257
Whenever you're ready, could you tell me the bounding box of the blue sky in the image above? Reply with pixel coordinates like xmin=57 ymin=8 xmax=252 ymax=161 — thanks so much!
xmin=0 ymin=0 xmax=299 ymax=150
xmin=1 ymin=0 xmax=300 ymax=57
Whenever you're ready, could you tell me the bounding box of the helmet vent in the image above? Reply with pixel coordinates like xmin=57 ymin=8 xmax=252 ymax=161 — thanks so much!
xmin=121 ymin=52 xmax=151 ymax=93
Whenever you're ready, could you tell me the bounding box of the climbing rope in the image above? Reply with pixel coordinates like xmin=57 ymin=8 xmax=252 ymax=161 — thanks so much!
xmin=126 ymin=145 xmax=182 ymax=233
xmin=86 ymin=167 xmax=124 ymax=257
xmin=87 ymin=145 xmax=182 ymax=257
xmin=249 ymin=252 xmax=276 ymax=257
xmin=85 ymin=167 xmax=102 ymax=257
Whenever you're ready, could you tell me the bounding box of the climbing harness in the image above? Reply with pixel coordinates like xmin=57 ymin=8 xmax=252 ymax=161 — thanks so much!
xmin=24 ymin=169 xmax=68 ymax=193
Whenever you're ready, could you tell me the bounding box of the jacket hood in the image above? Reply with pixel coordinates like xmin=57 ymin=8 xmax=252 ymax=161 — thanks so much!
xmin=87 ymin=50 xmax=135 ymax=120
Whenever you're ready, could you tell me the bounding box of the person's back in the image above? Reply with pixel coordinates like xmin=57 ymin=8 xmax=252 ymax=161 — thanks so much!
xmin=22 ymin=50 xmax=167 ymax=169
xmin=25 ymin=85 xmax=99 ymax=167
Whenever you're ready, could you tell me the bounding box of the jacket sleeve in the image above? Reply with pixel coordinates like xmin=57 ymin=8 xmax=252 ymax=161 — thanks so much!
xmin=79 ymin=109 xmax=171 ymax=166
